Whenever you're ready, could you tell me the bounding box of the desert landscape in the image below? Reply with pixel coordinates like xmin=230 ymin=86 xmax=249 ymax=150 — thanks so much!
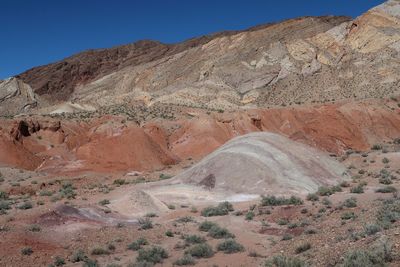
xmin=1 ymin=1 xmax=400 ymax=266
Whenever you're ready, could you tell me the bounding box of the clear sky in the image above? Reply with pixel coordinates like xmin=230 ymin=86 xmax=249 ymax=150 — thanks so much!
xmin=0 ymin=0 xmax=385 ymax=79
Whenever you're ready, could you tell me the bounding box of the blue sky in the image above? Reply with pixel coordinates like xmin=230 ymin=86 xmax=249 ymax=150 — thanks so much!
xmin=0 ymin=0 xmax=385 ymax=79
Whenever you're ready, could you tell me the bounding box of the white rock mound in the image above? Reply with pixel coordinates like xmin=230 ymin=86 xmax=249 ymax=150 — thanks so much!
xmin=172 ymin=132 xmax=348 ymax=196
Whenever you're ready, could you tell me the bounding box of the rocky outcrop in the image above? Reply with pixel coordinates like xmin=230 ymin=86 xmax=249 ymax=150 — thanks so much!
xmin=0 ymin=78 xmax=39 ymax=116
xmin=10 ymin=120 xmax=61 ymax=141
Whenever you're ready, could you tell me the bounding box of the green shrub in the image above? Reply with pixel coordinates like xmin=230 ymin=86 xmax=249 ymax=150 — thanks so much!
xmin=282 ymin=234 xmax=293 ymax=240
xmin=0 ymin=200 xmax=11 ymax=211
xmin=54 ymin=256 xmax=66 ymax=266
xmin=208 ymin=225 xmax=235 ymax=239
xmin=165 ymin=230 xmax=174 ymax=237
xmin=341 ymin=212 xmax=357 ymax=220
xmin=185 ymin=235 xmax=205 ymax=245
xmin=277 ymin=218 xmax=289 ymax=225
xmin=128 ymin=237 xmax=148 ymax=251
xmin=185 ymin=243 xmax=214 ymax=258
xmin=21 ymin=247 xmax=33 ymax=255
xmin=201 ymin=201 xmax=234 ymax=217
xmin=306 ymin=193 xmax=319 ymax=202
xmin=59 ymin=182 xmax=77 ymax=199
xmin=261 ymin=195 xmax=303 ymax=206
xmin=39 ymin=190 xmax=53 ymax=196
xmin=82 ymin=258 xmax=99 ymax=267
xmin=91 ymin=247 xmax=110 ymax=255
xmin=198 ymin=221 xmax=218 ymax=232
xmin=136 ymin=246 xmax=168 ymax=264
xmin=71 ymin=249 xmax=87 ymax=262
xmin=113 ymin=179 xmax=126 ymax=185
xmin=265 ymin=255 xmax=308 ymax=267
xmin=27 ymin=224 xmax=41 ymax=232
xmin=99 ymin=199 xmax=110 ymax=206
xmin=371 ymin=144 xmax=382 ymax=150
xmin=375 ymin=186 xmax=397 ymax=193
xmin=175 ymin=216 xmax=194 ymax=223
xmin=304 ymin=228 xmax=317 ymax=235
xmin=364 ymin=224 xmax=381 ymax=236
xmin=159 ymin=173 xmax=173 ymax=180
xmin=379 ymin=177 xmax=392 ymax=185
xmin=382 ymin=157 xmax=390 ymax=164
xmin=350 ymin=184 xmax=364 ymax=194
xmin=18 ymin=202 xmax=33 ymax=210
xmin=174 ymin=254 xmax=195 ymax=266
xmin=217 ymin=239 xmax=244 ymax=254
xmin=340 ymin=238 xmax=392 ymax=267
xmin=343 ymin=197 xmax=357 ymax=208
xmin=245 ymin=211 xmax=255 ymax=220
xmin=138 ymin=217 xmax=153 ymax=230
xmin=317 ymin=185 xmax=341 ymax=196
xmin=0 ymin=191 xmax=8 ymax=200
xmin=295 ymin=243 xmax=311 ymax=254
xmin=376 ymin=198 xmax=400 ymax=229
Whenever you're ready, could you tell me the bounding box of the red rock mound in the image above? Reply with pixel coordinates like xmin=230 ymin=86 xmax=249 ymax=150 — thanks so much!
xmin=76 ymin=126 xmax=178 ymax=172
xmin=0 ymin=131 xmax=43 ymax=170
xmin=0 ymin=99 xmax=398 ymax=174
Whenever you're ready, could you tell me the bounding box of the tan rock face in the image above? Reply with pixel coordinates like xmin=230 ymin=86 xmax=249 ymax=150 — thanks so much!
xmin=1 ymin=2 xmax=399 ymax=116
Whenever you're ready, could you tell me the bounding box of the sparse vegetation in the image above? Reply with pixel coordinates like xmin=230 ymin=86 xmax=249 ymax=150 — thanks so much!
xmin=339 ymin=239 xmax=392 ymax=266
xmin=265 ymin=255 xmax=308 ymax=267
xmin=350 ymin=184 xmax=364 ymax=194
xmin=91 ymin=247 xmax=110 ymax=255
xmin=379 ymin=177 xmax=392 ymax=185
xmin=376 ymin=198 xmax=400 ymax=229
xmin=128 ymin=238 xmax=148 ymax=251
xmin=245 ymin=211 xmax=255 ymax=220
xmin=59 ymin=182 xmax=77 ymax=199
xmin=207 ymin=225 xmax=235 ymax=239
xmin=138 ymin=217 xmax=153 ymax=230
xmin=174 ymin=254 xmax=196 ymax=266
xmin=71 ymin=249 xmax=88 ymax=262
xmin=99 ymin=199 xmax=110 ymax=206
xmin=159 ymin=173 xmax=173 ymax=180
xmin=217 ymin=239 xmax=244 ymax=254
xmin=364 ymin=224 xmax=381 ymax=236
xmin=201 ymin=201 xmax=234 ymax=217
xmin=17 ymin=202 xmax=33 ymax=210
xmin=342 ymin=197 xmax=357 ymax=208
xmin=341 ymin=212 xmax=357 ymax=220
xmin=375 ymin=186 xmax=397 ymax=193
xmin=176 ymin=216 xmax=194 ymax=223
xmin=27 ymin=224 xmax=41 ymax=232
xmin=198 ymin=221 xmax=218 ymax=232
xmin=317 ymin=185 xmax=342 ymax=196
xmin=185 ymin=243 xmax=214 ymax=258
xmin=184 ymin=235 xmax=205 ymax=245
xmin=53 ymin=256 xmax=66 ymax=266
xmin=261 ymin=195 xmax=303 ymax=206
xmin=21 ymin=247 xmax=33 ymax=255
xmin=295 ymin=243 xmax=311 ymax=254
xmin=136 ymin=246 xmax=168 ymax=264
xmin=371 ymin=144 xmax=382 ymax=150
xmin=306 ymin=193 xmax=319 ymax=202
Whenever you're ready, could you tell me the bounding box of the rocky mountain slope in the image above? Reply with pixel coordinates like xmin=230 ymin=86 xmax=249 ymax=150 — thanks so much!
xmin=0 ymin=1 xmax=396 ymax=116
